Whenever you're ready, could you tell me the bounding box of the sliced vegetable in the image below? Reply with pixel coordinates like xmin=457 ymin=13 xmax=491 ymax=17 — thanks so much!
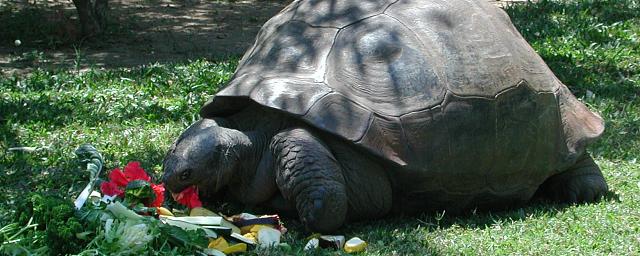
xmin=241 ymin=224 xmax=273 ymax=235
xmin=319 ymin=235 xmax=345 ymax=249
xmin=106 ymin=201 xmax=142 ymax=221
xmin=190 ymin=207 xmax=241 ymax=234
xmin=157 ymin=207 xmax=174 ymax=216
xmin=229 ymin=232 xmax=257 ymax=245
xmin=242 ymin=232 xmax=257 ymax=243
xmin=102 ymin=219 xmax=157 ymax=254
xmin=201 ymin=226 xmax=232 ymax=236
xmin=208 ymin=237 xmax=229 ymax=251
xmin=222 ymin=243 xmax=247 ymax=254
xmin=344 ymin=237 xmax=367 ymax=253
xmin=304 ymin=238 xmax=319 ymax=251
xmin=73 ymin=144 xmax=104 ymax=210
xmin=257 ymin=227 xmax=281 ymax=248
xmin=159 ymin=224 xmax=210 ymax=249
xmin=161 ymin=216 xmax=222 ymax=226
xmin=202 ymin=248 xmax=226 ymax=256
xmin=161 ymin=218 xmax=218 ymax=238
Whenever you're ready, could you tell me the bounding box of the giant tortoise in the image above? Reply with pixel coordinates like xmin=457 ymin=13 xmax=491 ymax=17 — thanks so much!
xmin=162 ymin=0 xmax=608 ymax=232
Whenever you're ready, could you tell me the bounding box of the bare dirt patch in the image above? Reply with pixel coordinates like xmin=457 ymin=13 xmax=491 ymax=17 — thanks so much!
xmin=0 ymin=0 xmax=531 ymax=75
xmin=0 ymin=0 xmax=289 ymax=75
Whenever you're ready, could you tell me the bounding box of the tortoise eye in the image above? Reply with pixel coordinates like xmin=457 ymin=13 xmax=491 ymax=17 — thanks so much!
xmin=180 ymin=169 xmax=192 ymax=181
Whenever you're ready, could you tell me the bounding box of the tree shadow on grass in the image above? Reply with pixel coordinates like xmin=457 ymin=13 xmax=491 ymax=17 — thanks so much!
xmin=505 ymin=0 xmax=640 ymax=161
xmin=0 ymin=0 xmax=290 ymax=74
xmin=203 ymin=179 xmax=620 ymax=255
xmin=504 ymin=0 xmax=639 ymax=99
xmin=338 ymin=190 xmax=620 ymax=234
xmin=313 ymin=192 xmax=620 ymax=255
xmin=275 ymin=202 xmax=581 ymax=255
xmin=505 ymin=0 xmax=639 ymax=40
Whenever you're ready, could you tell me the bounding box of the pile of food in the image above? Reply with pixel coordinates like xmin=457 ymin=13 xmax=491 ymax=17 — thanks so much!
xmin=0 ymin=144 xmax=367 ymax=255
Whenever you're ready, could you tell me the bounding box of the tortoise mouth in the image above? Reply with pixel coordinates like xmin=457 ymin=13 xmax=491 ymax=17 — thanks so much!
xmin=171 ymin=185 xmax=200 ymax=203
xmin=165 ymin=181 xmax=190 ymax=195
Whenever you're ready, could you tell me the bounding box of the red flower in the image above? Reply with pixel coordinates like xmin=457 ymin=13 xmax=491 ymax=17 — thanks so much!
xmin=123 ymin=161 xmax=151 ymax=183
xmin=100 ymin=180 xmax=124 ymax=197
xmin=173 ymin=186 xmax=202 ymax=208
xmin=107 ymin=168 xmax=128 ymax=187
xmin=150 ymin=183 xmax=165 ymax=207
xmin=100 ymin=161 xmax=165 ymax=207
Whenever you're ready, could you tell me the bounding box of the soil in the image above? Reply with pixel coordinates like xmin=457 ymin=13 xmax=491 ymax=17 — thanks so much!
xmin=0 ymin=0 xmax=531 ymax=75
xmin=0 ymin=0 xmax=290 ymax=75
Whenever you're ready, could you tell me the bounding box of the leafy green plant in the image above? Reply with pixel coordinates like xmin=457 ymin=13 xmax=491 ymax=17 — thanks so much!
xmin=12 ymin=193 xmax=88 ymax=255
xmin=0 ymin=218 xmax=43 ymax=255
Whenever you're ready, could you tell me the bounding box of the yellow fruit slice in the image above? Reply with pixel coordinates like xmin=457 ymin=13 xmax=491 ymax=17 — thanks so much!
xmin=240 ymin=224 xmax=274 ymax=235
xmin=190 ymin=207 xmax=215 ymax=216
xmin=344 ymin=237 xmax=367 ymax=253
xmin=242 ymin=232 xmax=257 ymax=243
xmin=221 ymin=243 xmax=247 ymax=254
xmin=208 ymin=237 xmax=229 ymax=251
xmin=156 ymin=207 xmax=174 ymax=216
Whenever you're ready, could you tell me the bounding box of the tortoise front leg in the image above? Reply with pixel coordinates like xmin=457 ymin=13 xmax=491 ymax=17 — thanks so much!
xmin=536 ymin=153 xmax=609 ymax=204
xmin=270 ymin=128 xmax=348 ymax=233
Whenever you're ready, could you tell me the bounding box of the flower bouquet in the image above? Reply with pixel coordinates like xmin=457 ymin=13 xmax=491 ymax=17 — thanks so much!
xmin=72 ymin=144 xmax=288 ymax=255
xmin=100 ymin=161 xmax=166 ymax=212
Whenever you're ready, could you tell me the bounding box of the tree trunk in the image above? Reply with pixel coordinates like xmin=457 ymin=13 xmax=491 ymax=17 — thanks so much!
xmin=72 ymin=0 xmax=109 ymax=37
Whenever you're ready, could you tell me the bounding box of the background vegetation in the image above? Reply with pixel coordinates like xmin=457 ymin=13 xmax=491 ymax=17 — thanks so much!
xmin=1 ymin=0 xmax=639 ymax=254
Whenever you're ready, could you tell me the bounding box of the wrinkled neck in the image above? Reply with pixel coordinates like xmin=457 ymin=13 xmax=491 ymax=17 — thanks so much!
xmin=237 ymin=131 xmax=269 ymax=175
xmin=227 ymin=130 xmax=277 ymax=204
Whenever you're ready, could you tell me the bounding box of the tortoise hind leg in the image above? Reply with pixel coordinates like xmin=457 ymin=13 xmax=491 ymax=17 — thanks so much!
xmin=535 ymin=153 xmax=608 ymax=204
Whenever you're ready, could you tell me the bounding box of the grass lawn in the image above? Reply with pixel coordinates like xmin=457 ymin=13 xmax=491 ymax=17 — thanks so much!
xmin=1 ymin=0 xmax=639 ymax=255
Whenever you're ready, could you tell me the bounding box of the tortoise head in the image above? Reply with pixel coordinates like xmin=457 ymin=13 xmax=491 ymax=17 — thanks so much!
xmin=162 ymin=118 xmax=246 ymax=198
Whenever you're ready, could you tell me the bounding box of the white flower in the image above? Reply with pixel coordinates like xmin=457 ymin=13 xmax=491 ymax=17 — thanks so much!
xmin=14 ymin=40 xmax=21 ymax=46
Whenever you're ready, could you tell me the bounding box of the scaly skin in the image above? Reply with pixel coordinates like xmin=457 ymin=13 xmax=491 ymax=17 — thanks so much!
xmin=536 ymin=153 xmax=608 ymax=203
xmin=270 ymin=128 xmax=348 ymax=232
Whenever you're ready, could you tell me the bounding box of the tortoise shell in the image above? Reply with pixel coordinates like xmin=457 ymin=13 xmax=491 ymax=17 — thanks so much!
xmin=200 ymin=0 xmax=603 ymax=198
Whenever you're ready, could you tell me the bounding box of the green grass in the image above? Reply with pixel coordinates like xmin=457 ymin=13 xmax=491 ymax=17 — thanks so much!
xmin=1 ymin=0 xmax=639 ymax=255
xmin=0 ymin=60 xmax=237 ymax=223
xmin=508 ymin=0 xmax=640 ymax=161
